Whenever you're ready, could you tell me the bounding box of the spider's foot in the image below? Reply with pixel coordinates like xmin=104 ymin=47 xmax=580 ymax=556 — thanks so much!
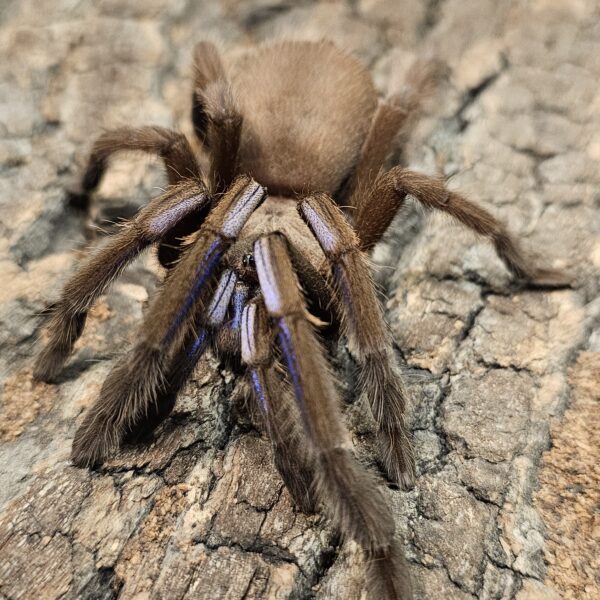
xmin=33 ymin=345 xmax=68 ymax=383
xmin=71 ymin=437 xmax=111 ymax=468
xmin=286 ymin=478 xmax=317 ymax=515
xmin=522 ymin=267 xmax=573 ymax=290
xmin=71 ymin=419 xmax=116 ymax=468
xmin=382 ymin=460 xmax=416 ymax=491
xmin=366 ymin=538 xmax=413 ymax=600
xmin=394 ymin=468 xmax=416 ymax=491
xmin=379 ymin=438 xmax=416 ymax=490
xmin=274 ymin=454 xmax=317 ymax=514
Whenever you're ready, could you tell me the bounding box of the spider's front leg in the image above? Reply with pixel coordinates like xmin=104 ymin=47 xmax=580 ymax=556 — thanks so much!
xmin=34 ymin=179 xmax=210 ymax=382
xmin=253 ymin=234 xmax=412 ymax=599
xmin=240 ymin=300 xmax=316 ymax=513
xmin=70 ymin=176 xmax=265 ymax=467
xmin=124 ymin=268 xmax=237 ymax=444
xmin=299 ymin=195 xmax=415 ymax=489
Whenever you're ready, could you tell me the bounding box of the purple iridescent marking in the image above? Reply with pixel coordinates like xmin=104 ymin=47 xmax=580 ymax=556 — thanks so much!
xmin=221 ymin=182 xmax=264 ymax=238
xmin=250 ymin=369 xmax=269 ymax=414
xmin=301 ymin=203 xmax=337 ymax=253
xmin=206 ymin=270 xmax=236 ymax=327
xmin=277 ymin=320 xmax=311 ymax=431
xmin=188 ymin=329 xmax=208 ymax=360
xmin=164 ymin=238 xmax=224 ymax=345
xmin=148 ymin=194 xmax=205 ymax=236
xmin=172 ymin=329 xmax=208 ymax=382
xmin=230 ymin=285 xmax=248 ymax=331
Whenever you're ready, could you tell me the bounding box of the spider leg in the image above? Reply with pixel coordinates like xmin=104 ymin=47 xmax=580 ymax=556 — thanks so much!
xmin=345 ymin=100 xmax=407 ymax=207
xmin=253 ymin=234 xmax=411 ymax=598
xmin=34 ymin=180 xmax=210 ymax=382
xmin=191 ymin=41 xmax=226 ymax=146
xmin=70 ymin=176 xmax=265 ymax=466
xmin=355 ymin=167 xmax=569 ymax=286
xmin=192 ymin=41 xmax=242 ymax=193
xmin=216 ymin=280 xmax=250 ymax=355
xmin=240 ymin=300 xmax=316 ymax=513
xmin=300 ymin=195 xmax=414 ymax=489
xmin=70 ymin=126 xmax=201 ymax=209
xmin=125 ymin=269 xmax=237 ymax=443
xmin=346 ymin=59 xmax=443 ymax=209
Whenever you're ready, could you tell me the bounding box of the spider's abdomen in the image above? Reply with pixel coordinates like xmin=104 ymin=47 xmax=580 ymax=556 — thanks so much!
xmin=229 ymin=40 xmax=378 ymax=196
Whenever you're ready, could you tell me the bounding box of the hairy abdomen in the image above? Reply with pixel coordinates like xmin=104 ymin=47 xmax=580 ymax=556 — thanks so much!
xmin=230 ymin=40 xmax=377 ymax=196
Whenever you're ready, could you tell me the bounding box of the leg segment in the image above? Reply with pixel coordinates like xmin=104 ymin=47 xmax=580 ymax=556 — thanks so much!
xmin=192 ymin=41 xmax=242 ymax=193
xmin=255 ymin=236 xmax=392 ymax=538
xmin=34 ymin=180 xmax=209 ymax=382
xmin=346 ymin=100 xmax=407 ymax=209
xmin=70 ymin=177 xmax=265 ymax=466
xmin=355 ymin=167 xmax=569 ymax=285
xmin=71 ymin=126 xmax=201 ymax=207
xmin=300 ymin=194 xmax=415 ymax=489
xmin=346 ymin=59 xmax=442 ymax=209
xmin=125 ymin=269 xmax=237 ymax=443
xmin=217 ymin=280 xmax=250 ymax=355
xmin=191 ymin=41 xmax=227 ymax=145
xmin=254 ymin=234 xmax=411 ymax=597
xmin=240 ymin=301 xmax=315 ymax=513
xmin=204 ymin=81 xmax=243 ymax=194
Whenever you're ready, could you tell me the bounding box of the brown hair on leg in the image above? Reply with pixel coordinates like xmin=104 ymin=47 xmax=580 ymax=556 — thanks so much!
xmin=300 ymin=194 xmax=415 ymax=489
xmin=70 ymin=177 xmax=265 ymax=467
xmin=191 ymin=42 xmax=243 ymax=194
xmin=346 ymin=58 xmax=444 ymax=211
xmin=125 ymin=269 xmax=237 ymax=444
xmin=254 ymin=234 xmax=411 ymax=598
xmin=241 ymin=301 xmax=316 ymax=513
xmin=203 ymin=81 xmax=243 ymax=194
xmin=191 ymin=41 xmax=227 ymax=146
xmin=356 ymin=167 xmax=570 ymax=286
xmin=34 ymin=180 xmax=209 ymax=382
xmin=70 ymin=126 xmax=201 ymax=209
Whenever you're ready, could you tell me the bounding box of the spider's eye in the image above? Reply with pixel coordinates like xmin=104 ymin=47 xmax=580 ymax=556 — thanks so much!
xmin=242 ymin=254 xmax=255 ymax=268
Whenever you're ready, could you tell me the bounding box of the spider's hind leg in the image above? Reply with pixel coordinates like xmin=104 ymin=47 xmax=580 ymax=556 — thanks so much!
xmin=191 ymin=41 xmax=226 ymax=146
xmin=191 ymin=41 xmax=242 ymax=194
xmin=355 ymin=167 xmax=570 ymax=286
xmin=345 ymin=58 xmax=444 ymax=209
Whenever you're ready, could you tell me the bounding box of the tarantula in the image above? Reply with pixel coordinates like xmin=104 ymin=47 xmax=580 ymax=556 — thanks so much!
xmin=33 ymin=40 xmax=565 ymax=598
